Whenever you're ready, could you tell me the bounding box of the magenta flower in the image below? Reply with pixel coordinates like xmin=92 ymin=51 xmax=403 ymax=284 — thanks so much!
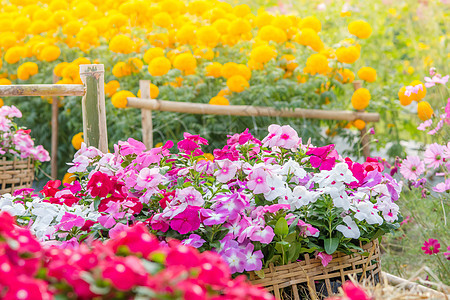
xmin=56 ymin=212 xmax=86 ymax=232
xmin=422 ymin=238 xmax=441 ymax=255
xmin=261 ymin=124 xmax=300 ymax=149
xmin=342 ymin=281 xmax=370 ymax=300
xmin=247 ymin=167 xmax=270 ymax=194
xmin=400 ymin=156 xmax=425 ymax=181
xmin=242 ymin=243 xmax=264 ymax=271
xmin=214 ymin=159 xmax=238 ymax=183
xmin=200 ymin=209 xmax=228 ymax=225
xmin=170 ymin=206 xmax=201 ymax=234
xmin=181 ymin=234 xmax=206 ymax=248
xmin=316 ymin=252 xmax=333 ymax=267
xmin=424 ymin=143 xmax=445 ymax=169
xmin=444 ymin=246 xmax=450 ymax=260
xmin=118 ymin=138 xmax=146 ymax=156
xmin=445 ymin=98 xmax=450 ymax=125
xmin=306 ymin=144 xmax=338 ymax=171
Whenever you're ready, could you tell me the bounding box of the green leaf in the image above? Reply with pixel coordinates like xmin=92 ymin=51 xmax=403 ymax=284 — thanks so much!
xmin=254 ymin=269 xmax=265 ymax=279
xmin=288 ymin=216 xmax=300 ymax=233
xmin=324 ymin=237 xmax=340 ymax=255
xmin=274 ymin=217 xmax=289 ymax=237
xmin=93 ymin=197 xmax=101 ymax=210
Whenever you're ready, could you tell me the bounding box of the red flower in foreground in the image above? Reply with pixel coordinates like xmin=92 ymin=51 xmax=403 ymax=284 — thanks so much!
xmin=422 ymin=238 xmax=441 ymax=255
xmin=87 ymin=172 xmax=114 ymax=198
xmin=40 ymin=180 xmax=61 ymax=197
xmin=341 ymin=281 xmax=370 ymax=300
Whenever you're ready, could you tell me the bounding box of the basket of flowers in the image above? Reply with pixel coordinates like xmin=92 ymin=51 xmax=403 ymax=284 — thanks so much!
xmin=3 ymin=125 xmax=402 ymax=299
xmin=0 ymin=105 xmax=50 ymax=194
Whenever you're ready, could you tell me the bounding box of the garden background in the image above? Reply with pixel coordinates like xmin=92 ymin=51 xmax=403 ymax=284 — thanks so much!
xmin=0 ymin=0 xmax=449 ymax=288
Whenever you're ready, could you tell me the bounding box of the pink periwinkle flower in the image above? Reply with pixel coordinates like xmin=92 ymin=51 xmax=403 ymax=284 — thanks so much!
xmin=181 ymin=234 xmax=206 ymax=248
xmin=175 ymin=186 xmax=204 ymax=206
xmin=170 ymin=206 xmax=201 ymax=234
xmin=0 ymin=105 xmax=22 ymax=118
xmin=316 ymin=252 xmax=333 ymax=267
xmin=56 ymin=212 xmax=86 ymax=232
xmin=135 ymin=167 xmax=163 ymax=190
xmin=118 ymin=138 xmax=146 ymax=156
xmin=242 ymin=243 xmax=264 ymax=271
xmin=400 ymin=156 xmax=425 ymax=181
xmin=306 ymin=144 xmax=338 ymax=171
xmin=262 ymin=124 xmax=300 ymax=149
xmin=200 ymin=209 xmax=228 ymax=225
xmin=247 ymin=168 xmax=270 ymax=194
xmin=214 ymin=159 xmax=238 ymax=183
xmin=422 ymin=238 xmax=441 ymax=255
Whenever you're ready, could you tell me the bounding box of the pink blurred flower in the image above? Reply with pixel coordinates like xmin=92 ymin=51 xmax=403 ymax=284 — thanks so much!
xmin=417 ymin=119 xmax=433 ymax=131
xmin=342 ymin=281 xmax=370 ymax=300
xmin=170 ymin=206 xmax=201 ymax=234
xmin=433 ymin=178 xmax=450 ymax=193
xmin=118 ymin=138 xmax=146 ymax=156
xmin=400 ymin=156 xmax=425 ymax=181
xmin=444 ymin=246 xmax=450 ymax=260
xmin=316 ymin=252 xmax=333 ymax=267
xmin=422 ymin=238 xmax=441 ymax=255
xmin=424 ymin=74 xmax=449 ymax=88
xmin=424 ymin=143 xmax=445 ymax=169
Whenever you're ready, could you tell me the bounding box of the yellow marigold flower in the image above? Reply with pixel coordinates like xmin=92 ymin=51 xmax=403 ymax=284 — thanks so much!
xmin=154 ymin=12 xmax=173 ymax=28
xmin=128 ymin=57 xmax=143 ymax=73
xmin=4 ymin=46 xmax=25 ymax=64
xmin=109 ymin=35 xmax=135 ymax=54
xmin=188 ymin=0 xmax=211 ymax=16
xmin=29 ymin=20 xmax=48 ymax=35
xmin=53 ymin=62 xmax=68 ymax=77
xmin=248 ymin=59 xmax=264 ymax=71
xmin=417 ymin=101 xmax=433 ymax=121
xmin=63 ymin=20 xmax=81 ymax=36
xmin=299 ymin=16 xmax=322 ymax=33
xmin=0 ymin=98 xmax=3 ymax=107
xmin=217 ymin=89 xmax=232 ymax=97
xmin=281 ymin=54 xmax=298 ymax=71
xmin=17 ymin=62 xmax=38 ymax=81
xmin=348 ymin=20 xmax=372 ymax=39
xmin=205 ymin=62 xmax=223 ymax=78
xmin=197 ymin=26 xmax=220 ymax=48
xmin=137 ymin=83 xmax=159 ymax=99
xmin=111 ymin=90 xmax=135 ymax=109
xmin=229 ymin=18 xmax=252 ymax=36
xmin=336 ymin=46 xmax=360 ymax=64
xmin=257 ymin=25 xmax=287 ymax=44
xmin=112 ymin=62 xmax=132 ymax=78
xmin=340 ymin=11 xmax=351 ymax=18
xmin=105 ymin=80 xmax=120 ymax=98
xmin=71 ymin=132 xmax=84 ymax=150
xmin=143 ymin=47 xmax=165 ymax=64
xmin=255 ymin=12 xmax=274 ymax=28
xmin=336 ymin=68 xmax=355 ymax=83
xmin=176 ymin=24 xmax=196 ymax=44
xmin=173 ymin=52 xmax=197 ymax=74
xmin=357 ymin=67 xmax=377 ymax=82
xmin=209 ymin=96 xmax=229 ymax=105
xmin=227 ymin=75 xmax=249 ymax=93
xmin=12 ymin=17 xmax=31 ymax=33
xmin=409 ymin=80 xmax=427 ymax=101
xmin=221 ymin=62 xmax=240 ymax=79
xmin=203 ymin=153 xmax=215 ymax=161
xmin=295 ymin=28 xmax=324 ymax=52
xmin=40 ymin=45 xmax=61 ymax=62
xmin=297 ymin=74 xmax=308 ymax=83
xmin=213 ymin=19 xmax=230 ymax=35
xmin=398 ymin=86 xmax=413 ymax=106
xmin=61 ymin=63 xmax=79 ymax=81
xmin=272 ymin=15 xmax=293 ymax=31
xmin=250 ymin=45 xmax=277 ymax=64
xmin=233 ymin=4 xmax=251 ymax=17
xmin=77 ymin=26 xmax=98 ymax=44
xmin=148 ymin=57 xmax=171 ymax=76
xmin=73 ymin=57 xmax=91 ymax=66
xmin=303 ymin=54 xmax=330 ymax=76
xmin=353 ymin=119 xmax=366 ymax=130
xmin=62 ymin=173 xmax=76 ymax=185
xmin=238 ymin=64 xmax=251 ymax=80
xmin=194 ymin=47 xmax=214 ymax=60
xmin=351 ymin=88 xmax=371 ymax=110
xmin=0 ymin=78 xmax=12 ymax=85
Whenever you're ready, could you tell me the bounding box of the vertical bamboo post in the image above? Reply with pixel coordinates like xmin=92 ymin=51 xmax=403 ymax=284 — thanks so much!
xmin=79 ymin=64 xmax=108 ymax=153
xmin=51 ymin=74 xmax=59 ymax=180
xmin=140 ymin=80 xmax=153 ymax=149
xmin=353 ymin=80 xmax=370 ymax=159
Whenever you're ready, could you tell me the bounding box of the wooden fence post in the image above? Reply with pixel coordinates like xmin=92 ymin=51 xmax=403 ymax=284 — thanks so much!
xmin=79 ymin=64 xmax=108 ymax=153
xmin=353 ymin=80 xmax=370 ymax=159
xmin=139 ymin=80 xmax=153 ymax=149
xmin=51 ymin=74 xmax=59 ymax=179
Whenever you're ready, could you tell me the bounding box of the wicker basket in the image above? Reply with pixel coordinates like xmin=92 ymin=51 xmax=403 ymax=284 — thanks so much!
xmin=0 ymin=157 xmax=35 ymax=194
xmin=249 ymin=240 xmax=382 ymax=299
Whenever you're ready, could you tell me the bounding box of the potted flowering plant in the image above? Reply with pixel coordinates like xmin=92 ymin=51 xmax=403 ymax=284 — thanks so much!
xmin=1 ymin=125 xmax=402 ymax=298
xmin=0 ymin=105 xmax=50 ymax=194
xmin=0 ymin=211 xmax=274 ymax=299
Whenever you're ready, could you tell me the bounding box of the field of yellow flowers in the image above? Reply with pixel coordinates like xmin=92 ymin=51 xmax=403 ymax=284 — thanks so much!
xmin=0 ymin=0 xmax=448 ymax=177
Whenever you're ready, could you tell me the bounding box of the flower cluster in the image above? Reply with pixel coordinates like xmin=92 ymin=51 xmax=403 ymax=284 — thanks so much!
xmin=2 ymin=125 xmax=402 ymax=274
xmin=0 ymin=105 xmax=50 ymax=162
xmin=0 ymin=211 xmax=274 ymax=300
